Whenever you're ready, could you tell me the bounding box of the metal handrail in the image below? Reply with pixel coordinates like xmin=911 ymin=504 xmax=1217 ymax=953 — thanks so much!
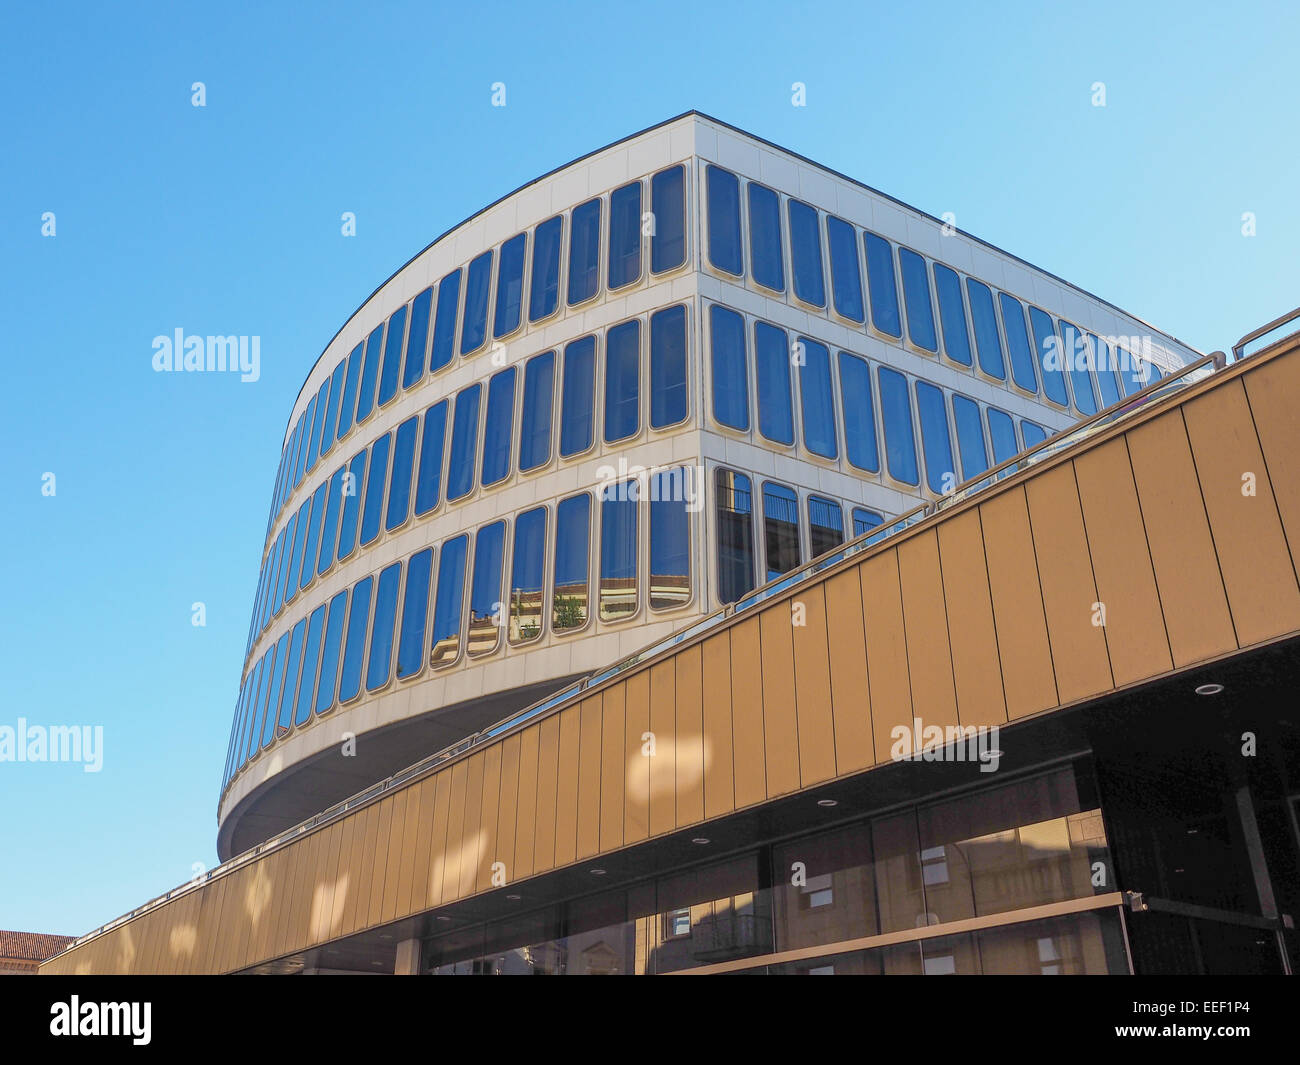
xmin=53 ymin=347 xmax=1223 ymax=961
xmin=1233 ymin=305 xmax=1300 ymax=362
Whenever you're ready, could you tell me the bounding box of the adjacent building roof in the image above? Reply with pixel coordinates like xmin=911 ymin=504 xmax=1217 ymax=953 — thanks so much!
xmin=0 ymin=930 xmax=75 ymax=965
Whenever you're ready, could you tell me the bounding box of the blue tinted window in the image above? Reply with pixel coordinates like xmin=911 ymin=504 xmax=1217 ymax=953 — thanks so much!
xmin=852 ymin=507 xmax=884 ymax=537
xmin=275 ymin=622 xmax=304 ymax=738
xmin=987 ymin=407 xmax=1019 ymax=467
xmin=366 ymin=562 xmax=401 ymax=691
xmin=608 ymin=181 xmax=642 ymax=290
xmin=899 ymin=248 xmax=936 ymax=352
xmin=520 ymin=351 xmax=555 ymax=471
xmin=461 ymin=250 xmax=493 ymax=355
xmin=1116 ymin=345 xmax=1144 ymax=396
xmin=650 ymin=305 xmax=687 ymax=429
xmin=321 ymin=360 xmax=347 ymax=456
xmin=762 ymin=482 xmax=801 ymax=581
xmin=560 ymin=336 xmax=596 ymax=457
xmin=864 ymin=232 xmax=901 ymax=338
xmin=650 ymin=469 xmax=691 ymax=610
xmin=933 ymin=264 xmax=972 ymax=367
xmin=878 ymin=367 xmax=918 ymax=486
xmin=272 ymin=513 xmax=297 ymax=616
xmin=336 ymin=449 xmax=367 ymax=562
xmin=284 ymin=497 xmax=311 ymax=606
xmin=553 ymin=494 xmax=590 ymax=631
xmin=314 ymin=589 xmax=347 ymax=717
xmin=754 ymin=321 xmax=790 ymax=444
xmin=1020 ymin=419 xmax=1049 ymax=449
xmin=529 ymin=216 xmax=562 ymax=321
xmin=798 ymin=337 xmax=837 ymax=459
xmin=509 ymin=508 xmax=546 ymax=644
xmin=430 ymin=268 xmax=461 ymax=373
xmin=808 ymin=495 xmax=844 ymax=558
xmin=568 ymin=198 xmax=601 ymax=305
xmin=359 ymin=432 xmax=391 ymax=547
xmin=494 ymin=233 xmax=526 ymax=338
xmin=826 ymin=215 xmax=864 ymax=323
xmin=243 ymin=651 xmax=271 ymax=765
xmin=338 ymin=576 xmax=372 ymax=703
xmin=447 ymin=384 xmax=481 ymax=502
xmin=747 ymin=182 xmax=784 ymax=292
xmin=966 ymin=279 xmax=1005 ymax=381
xmin=706 ymin=165 xmax=742 ymax=276
xmin=430 ymin=534 xmax=467 ymax=668
xmin=716 ymin=469 xmax=754 ymax=604
xmin=1091 ymin=334 xmax=1122 ymax=408
xmin=316 ymin=465 xmax=345 ymax=575
xmin=998 ymin=293 xmax=1039 ymax=393
xmin=307 ymin=379 xmax=330 ymax=473
xmin=604 ymin=319 xmax=640 ymax=444
xmin=377 ymin=305 xmax=407 ymax=408
xmin=414 ymin=400 xmax=447 ymax=517
xmin=482 ymin=366 xmax=516 ymax=487
xmin=838 ymin=351 xmax=879 ymax=474
xmin=916 ymin=381 xmax=955 ymax=494
xmin=468 ymin=521 xmax=505 ymax=656
xmin=710 ymin=304 xmax=749 ymax=432
xmin=260 ymin=632 xmax=290 ymax=748
xmin=651 ymin=165 xmax=686 ymax=273
xmin=1028 ymin=306 xmax=1069 ymax=406
xmin=293 ymin=606 xmax=325 ymax=728
xmin=355 ymin=323 xmax=385 ymax=424
xmin=788 ymin=199 xmax=825 ymax=307
xmin=292 ymin=397 xmax=316 ymax=487
xmin=386 ymin=415 xmax=418 ymax=531
xmin=951 ymin=394 xmax=989 ymax=482
xmin=397 ymin=548 xmax=433 ymax=679
xmin=600 ymin=484 xmax=638 ymax=622
xmin=299 ymin=482 xmax=328 ymax=593
xmin=1059 ymin=319 xmax=1098 ymax=415
xmin=335 ymin=341 xmax=364 ymax=442
xmin=403 ymin=287 xmax=433 ymax=390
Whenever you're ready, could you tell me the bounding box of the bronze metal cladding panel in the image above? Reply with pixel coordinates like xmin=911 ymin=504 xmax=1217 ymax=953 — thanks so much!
xmin=1025 ymin=463 xmax=1115 ymax=704
xmin=349 ymin=804 xmax=380 ymax=936
xmin=441 ymin=761 xmax=470 ymax=902
xmin=394 ymin=779 xmax=426 ymax=919
xmin=600 ymin=686 xmax=627 ymax=852
xmin=367 ymin=796 xmax=396 ymax=927
xmin=897 ymin=530 xmax=960 ymax=733
xmin=1244 ymin=356 xmax=1300 ymax=559
xmin=379 ymin=790 xmax=409 ymax=925
xmin=935 ymin=510 xmax=1007 ymax=728
xmin=203 ymin=874 xmax=227 ymax=974
xmin=322 ymin=820 xmax=349 ymax=943
xmin=427 ymin=771 xmax=455 ymax=908
xmin=341 ymin=804 xmax=373 ymax=936
xmin=476 ymin=744 xmax=504 ymax=894
xmin=861 ymin=550 xmax=914 ymax=760
xmin=979 ymin=488 xmax=1059 ymax=720
xmin=512 ymin=726 xmax=540 ymax=880
xmin=302 ymin=828 xmax=330 ymax=951
xmin=1126 ymin=411 xmax=1237 ymax=666
xmin=402 ymin=777 xmax=435 ymax=918
xmin=576 ymin=696 xmax=603 ymax=860
xmin=1184 ymin=381 xmax=1300 ymax=646
xmin=532 ymin=715 xmax=561 ymax=874
xmin=700 ymin=631 xmax=737 ymax=820
xmin=457 ymin=753 xmax=486 ymax=900
xmin=675 ymin=645 xmax=706 ymax=826
xmin=311 ymin=822 xmax=342 ymax=945
xmin=791 ymin=583 xmax=837 ymax=787
xmin=623 ymin=670 xmax=651 ymax=842
xmin=823 ymin=567 xmax=874 ymax=770
xmin=758 ymin=605 xmax=800 ymax=797
xmin=553 ymin=706 xmax=581 ymax=868
xmin=648 ymin=660 xmax=677 ymax=835
xmin=332 ymin=814 xmax=359 ymax=936
xmin=730 ymin=615 xmax=767 ymax=807
xmin=1072 ymin=438 xmax=1174 ymax=688
xmin=494 ymin=736 xmax=522 ymax=891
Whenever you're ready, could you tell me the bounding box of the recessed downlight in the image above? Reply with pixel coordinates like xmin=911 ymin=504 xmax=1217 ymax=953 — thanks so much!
xmin=506 ymin=893 xmax=521 ymax=900
xmin=1195 ymin=683 xmax=1225 ymax=696
xmin=816 ymin=799 xmax=838 ymax=808
xmin=590 ymin=868 xmax=607 ymax=876
xmin=691 ymin=837 xmax=710 ymax=845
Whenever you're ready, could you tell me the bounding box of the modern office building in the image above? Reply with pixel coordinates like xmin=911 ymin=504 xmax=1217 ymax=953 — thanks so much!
xmin=43 ymin=113 xmax=1300 ymax=975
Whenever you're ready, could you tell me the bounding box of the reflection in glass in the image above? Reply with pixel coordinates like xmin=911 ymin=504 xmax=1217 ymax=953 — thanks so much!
xmin=1058 ymin=319 xmax=1098 ymax=415
xmin=315 ymin=589 xmax=348 ymax=716
xmin=604 ymin=319 xmax=640 ymax=443
xmin=706 ymin=165 xmax=742 ymax=276
xmin=863 ymin=232 xmax=900 ymax=338
xmin=716 ymin=469 xmax=755 ymax=605
xmin=315 ymin=466 xmax=344 ymax=576
xmin=798 ymin=337 xmax=837 ymax=459
xmin=447 ymin=384 xmax=481 ymax=502
xmin=430 ymin=268 xmax=461 ymax=373
xmin=430 ymin=534 xmax=467 ymax=668
xmin=336 ymin=449 xmax=368 ymax=562
xmin=529 ymin=215 xmax=562 ymax=322
xmin=987 ymin=407 xmax=1019 ymax=466
xmin=461 ymin=249 xmax=493 ymax=356
xmin=649 ymin=306 xmax=686 ymax=429
xmin=650 ymin=165 xmax=686 ymax=273
xmin=494 ymin=233 xmax=526 ymax=338
xmin=468 ymin=522 xmax=505 ymax=657
xmin=916 ymin=380 xmax=955 ymax=495
xmin=1021 ymin=419 xmax=1049 ymax=449
xmin=559 ymin=336 xmax=595 ymax=457
xmin=762 ymin=482 xmax=800 ymax=581
xmin=335 ymin=341 xmax=364 ymax=442
xmin=755 ymin=322 xmax=793 ymax=446
xmin=808 ymin=495 xmax=843 ymax=558
xmin=952 ymin=394 xmax=990 ymax=482
xmin=355 ymin=323 xmax=385 ymax=424
xmin=338 ymin=576 xmax=373 ymax=703
xmin=509 ymin=508 xmax=546 ymax=644
xmin=1028 ymin=306 xmax=1069 ymax=406
xmin=377 ymin=303 xmax=407 ymax=408
xmin=650 ymin=469 xmax=690 ymax=610
xmin=568 ymin=198 xmax=601 ymax=305
xmin=826 ymin=215 xmax=864 ymax=323
xmin=481 ymin=367 xmax=516 ymax=487
xmin=838 ymin=351 xmax=879 ymax=474
xmin=998 ymin=292 xmax=1039 ymax=394
xmin=608 ymin=181 xmax=642 ymax=290
xmin=275 ymin=619 xmax=306 ymax=737
xmin=933 ymin=263 xmax=972 ymax=367
xmin=877 ymin=367 xmax=919 ymax=486
xmin=397 ymin=548 xmax=433 ymax=680
xmin=403 ymin=286 xmax=433 ymax=390
xmin=788 ymin=199 xmax=825 ymax=307
xmin=852 ymin=507 xmax=883 ymax=536
xmin=709 ymin=304 xmax=748 ymax=431
xmin=321 ymin=359 xmax=347 ymax=454
xmin=359 ymin=432 xmax=391 ymax=547
xmin=386 ymin=416 xmax=418 ymax=531
xmin=293 ymin=604 xmax=326 ymax=728
xmin=600 ymin=483 xmax=637 ymax=622
xmin=553 ymin=494 xmax=590 ymax=632
xmin=414 ymin=399 xmax=447 ymax=517
xmin=966 ymin=278 xmax=1005 ymax=381
xmin=260 ymin=632 xmax=290 ymax=749
xmin=520 ymin=351 xmax=555 ymax=472
xmin=747 ymin=182 xmax=784 ymax=291
xmin=366 ymin=562 xmax=402 ymax=691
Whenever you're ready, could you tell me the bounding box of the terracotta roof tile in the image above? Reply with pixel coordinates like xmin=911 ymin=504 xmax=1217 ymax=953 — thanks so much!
xmin=0 ymin=930 xmax=75 ymax=962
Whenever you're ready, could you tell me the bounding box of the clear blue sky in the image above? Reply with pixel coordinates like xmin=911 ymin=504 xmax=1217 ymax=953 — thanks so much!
xmin=2 ymin=1 xmax=1296 ymax=936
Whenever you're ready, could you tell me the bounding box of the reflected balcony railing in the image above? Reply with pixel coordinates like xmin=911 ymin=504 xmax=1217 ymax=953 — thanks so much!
xmin=57 ymin=347 xmax=1226 ymax=961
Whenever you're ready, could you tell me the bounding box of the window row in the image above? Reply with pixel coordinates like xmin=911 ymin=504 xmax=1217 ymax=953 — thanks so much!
xmin=704 ymin=163 xmax=1169 ymax=418
xmin=707 ymin=304 xmax=1053 ymax=495
xmin=245 ymin=306 xmax=692 ymax=660
xmin=262 ymin=163 xmax=690 ymax=544
xmin=228 ymin=470 xmax=696 ymax=785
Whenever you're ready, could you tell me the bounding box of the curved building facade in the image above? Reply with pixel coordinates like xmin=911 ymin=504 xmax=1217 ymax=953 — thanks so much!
xmin=218 ymin=112 xmax=1200 ymax=860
